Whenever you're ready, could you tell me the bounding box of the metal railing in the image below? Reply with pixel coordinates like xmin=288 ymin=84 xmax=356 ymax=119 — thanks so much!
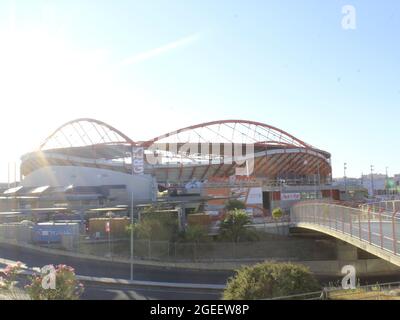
xmin=266 ymin=281 xmax=400 ymax=300
xmin=291 ymin=201 xmax=400 ymax=256
xmin=265 ymin=290 xmax=325 ymax=300
xmin=359 ymin=200 xmax=400 ymax=214
xmin=324 ymin=281 xmax=400 ymax=300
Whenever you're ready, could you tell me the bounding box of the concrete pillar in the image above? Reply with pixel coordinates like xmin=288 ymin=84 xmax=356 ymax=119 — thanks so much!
xmin=336 ymin=240 xmax=358 ymax=261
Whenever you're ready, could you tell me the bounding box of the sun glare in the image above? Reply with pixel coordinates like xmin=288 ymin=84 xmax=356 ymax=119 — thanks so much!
xmin=0 ymin=26 xmax=112 ymax=180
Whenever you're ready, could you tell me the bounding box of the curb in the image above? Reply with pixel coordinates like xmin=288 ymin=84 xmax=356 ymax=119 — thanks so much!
xmin=76 ymin=275 xmax=226 ymax=290
xmin=2 ymin=266 xmax=225 ymax=291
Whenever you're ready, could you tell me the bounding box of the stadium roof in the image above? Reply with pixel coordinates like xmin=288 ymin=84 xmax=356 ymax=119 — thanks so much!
xmin=21 ymin=118 xmax=332 ymax=182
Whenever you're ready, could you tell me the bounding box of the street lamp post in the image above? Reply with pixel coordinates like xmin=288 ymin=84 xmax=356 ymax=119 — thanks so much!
xmin=344 ymin=163 xmax=347 ymax=200
xmin=130 ymin=146 xmax=134 ymax=281
xmin=106 ymin=212 xmax=112 ymax=257
xmin=370 ymin=165 xmax=375 ymax=197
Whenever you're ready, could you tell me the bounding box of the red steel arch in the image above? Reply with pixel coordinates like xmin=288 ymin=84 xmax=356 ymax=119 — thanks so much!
xmin=39 ymin=118 xmax=315 ymax=152
xmin=142 ymin=119 xmax=311 ymax=148
xmin=40 ymin=118 xmax=134 ymax=150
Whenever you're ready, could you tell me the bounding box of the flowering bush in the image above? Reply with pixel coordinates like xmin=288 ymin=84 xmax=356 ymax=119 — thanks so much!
xmin=0 ymin=262 xmax=23 ymax=291
xmin=25 ymin=264 xmax=84 ymax=300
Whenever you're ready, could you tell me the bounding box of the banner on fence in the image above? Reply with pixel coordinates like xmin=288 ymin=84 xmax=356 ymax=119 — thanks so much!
xmin=281 ymin=193 xmax=301 ymax=201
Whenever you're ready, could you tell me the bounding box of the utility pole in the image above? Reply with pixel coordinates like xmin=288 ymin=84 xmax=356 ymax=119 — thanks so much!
xmin=370 ymin=165 xmax=374 ymax=197
xmin=344 ymin=162 xmax=347 ymax=200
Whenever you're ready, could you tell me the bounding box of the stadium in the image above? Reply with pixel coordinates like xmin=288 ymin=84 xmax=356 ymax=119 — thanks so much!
xmin=7 ymin=118 xmax=336 ymax=215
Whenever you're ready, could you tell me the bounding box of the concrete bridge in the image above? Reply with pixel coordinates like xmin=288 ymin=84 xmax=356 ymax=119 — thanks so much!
xmin=290 ymin=201 xmax=400 ymax=267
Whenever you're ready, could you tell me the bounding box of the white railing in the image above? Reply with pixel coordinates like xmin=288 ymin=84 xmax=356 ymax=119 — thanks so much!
xmin=291 ymin=201 xmax=400 ymax=256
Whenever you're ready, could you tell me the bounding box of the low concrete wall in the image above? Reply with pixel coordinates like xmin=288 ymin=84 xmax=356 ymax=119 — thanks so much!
xmin=299 ymin=259 xmax=400 ymax=276
xmin=0 ymin=239 xmax=399 ymax=276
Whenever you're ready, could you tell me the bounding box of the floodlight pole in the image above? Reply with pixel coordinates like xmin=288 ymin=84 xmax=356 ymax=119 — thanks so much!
xmin=344 ymin=162 xmax=347 ymax=198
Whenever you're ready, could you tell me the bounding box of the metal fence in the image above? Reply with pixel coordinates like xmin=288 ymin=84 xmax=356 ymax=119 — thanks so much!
xmin=324 ymin=281 xmax=400 ymax=300
xmin=291 ymin=201 xmax=400 ymax=256
xmin=359 ymin=200 xmax=400 ymax=214
xmin=0 ymin=219 xmax=336 ymax=262
xmin=266 ymin=281 xmax=400 ymax=300
xmin=71 ymin=237 xmax=337 ymax=262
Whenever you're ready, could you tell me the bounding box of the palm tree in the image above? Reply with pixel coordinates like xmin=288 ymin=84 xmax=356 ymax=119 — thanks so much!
xmin=219 ymin=209 xmax=252 ymax=243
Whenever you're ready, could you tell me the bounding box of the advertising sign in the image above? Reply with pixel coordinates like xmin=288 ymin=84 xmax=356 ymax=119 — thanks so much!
xmin=246 ymin=187 xmax=263 ymax=205
xmin=281 ymin=193 xmax=301 ymax=201
xmin=132 ymin=146 xmax=144 ymax=175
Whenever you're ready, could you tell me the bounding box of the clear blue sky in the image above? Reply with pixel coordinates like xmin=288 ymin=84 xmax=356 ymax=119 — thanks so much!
xmin=0 ymin=0 xmax=399 ymax=180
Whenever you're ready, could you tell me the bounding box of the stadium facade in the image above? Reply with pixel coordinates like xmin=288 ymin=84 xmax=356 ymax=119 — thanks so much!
xmin=5 ymin=118 xmax=336 ymax=214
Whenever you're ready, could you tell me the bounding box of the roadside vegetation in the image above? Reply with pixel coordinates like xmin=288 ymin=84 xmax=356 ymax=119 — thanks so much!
xmin=223 ymin=261 xmax=320 ymax=300
xmin=0 ymin=263 xmax=84 ymax=300
xmin=126 ymin=200 xmax=264 ymax=244
xmin=95 ymin=200 xmax=289 ymax=260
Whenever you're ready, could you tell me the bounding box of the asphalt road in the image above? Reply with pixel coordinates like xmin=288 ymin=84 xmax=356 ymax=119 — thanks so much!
xmin=2 ymin=241 xmax=399 ymax=300
xmin=81 ymin=283 xmax=222 ymax=300
xmin=0 ymin=243 xmax=230 ymax=299
xmin=0 ymin=243 xmax=233 ymax=284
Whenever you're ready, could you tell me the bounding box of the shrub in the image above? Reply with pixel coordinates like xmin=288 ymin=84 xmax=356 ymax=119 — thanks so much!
xmin=223 ymin=261 xmax=320 ymax=300
xmin=0 ymin=262 xmax=22 ymax=291
xmin=25 ymin=264 xmax=84 ymax=300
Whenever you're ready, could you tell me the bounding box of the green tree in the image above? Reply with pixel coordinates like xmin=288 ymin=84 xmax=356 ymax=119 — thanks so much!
xmin=223 ymin=262 xmax=320 ymax=300
xmin=219 ymin=209 xmax=256 ymax=243
xmin=225 ymin=199 xmax=246 ymax=211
